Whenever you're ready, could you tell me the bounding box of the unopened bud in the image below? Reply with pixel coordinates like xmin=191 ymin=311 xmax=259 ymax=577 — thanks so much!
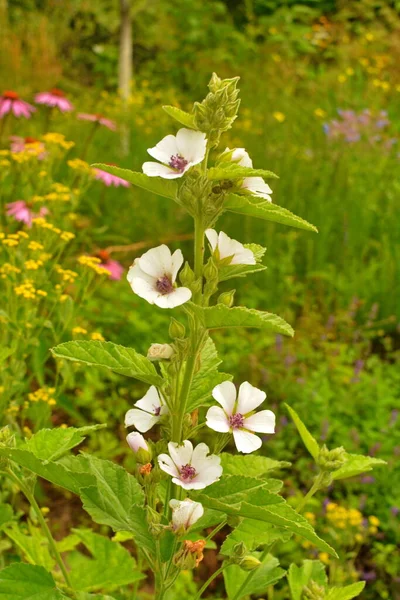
xmin=317 ymin=445 xmax=347 ymax=472
xmin=232 ymin=542 xmax=246 ymax=558
xmin=170 ymin=499 xmax=204 ymax=534
xmin=218 ymin=290 xmax=235 ymax=307
xmin=203 ymin=258 xmax=218 ymax=282
xmin=169 ymin=318 xmax=186 ymax=339
xmin=239 ymin=555 xmax=261 ymax=571
xmin=147 ymin=343 xmax=174 ymax=361
xmin=126 ymin=432 xmax=152 ymax=463
xmin=179 ymin=262 xmax=195 ymax=286
xmin=303 ymin=580 xmax=326 ymax=599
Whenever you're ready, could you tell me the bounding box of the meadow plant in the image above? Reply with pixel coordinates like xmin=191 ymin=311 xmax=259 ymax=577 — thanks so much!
xmin=0 ymin=74 xmax=386 ymax=599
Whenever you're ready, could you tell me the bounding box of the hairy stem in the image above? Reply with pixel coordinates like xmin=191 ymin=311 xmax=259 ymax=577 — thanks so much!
xmin=296 ymin=471 xmax=325 ymax=513
xmin=194 ymin=564 xmax=226 ymax=600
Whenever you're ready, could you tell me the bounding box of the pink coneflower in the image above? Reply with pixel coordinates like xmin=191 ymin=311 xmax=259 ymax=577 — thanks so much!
xmin=94 ymin=165 xmax=130 ymax=188
xmin=97 ymin=250 xmax=124 ymax=280
xmin=0 ymin=91 xmax=36 ymax=119
xmin=35 ymin=88 xmax=73 ymax=112
xmin=10 ymin=136 xmax=46 ymax=159
xmin=77 ymin=113 xmax=117 ymax=131
xmin=6 ymin=200 xmax=48 ymax=227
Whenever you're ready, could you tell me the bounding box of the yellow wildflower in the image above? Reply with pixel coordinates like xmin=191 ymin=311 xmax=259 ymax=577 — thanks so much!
xmin=369 ymin=515 xmax=380 ymax=527
xmin=72 ymin=326 xmax=88 ymax=335
xmin=2 ymin=238 xmax=19 ymax=247
xmin=273 ymin=111 xmax=285 ymax=123
xmin=318 ymin=552 xmax=330 ymax=564
xmin=24 ymin=259 xmax=43 ymax=271
xmin=91 ymin=332 xmax=105 ymax=341
xmin=338 ymin=74 xmax=347 ymax=83
xmin=28 ymin=241 xmax=44 ymax=251
xmin=314 ymin=108 xmax=326 ymax=118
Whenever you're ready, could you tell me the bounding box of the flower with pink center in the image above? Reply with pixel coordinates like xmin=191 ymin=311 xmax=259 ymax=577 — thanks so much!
xmin=96 ymin=250 xmax=124 ymax=280
xmin=0 ymin=91 xmax=36 ymax=119
xmin=158 ymin=440 xmax=222 ymax=490
xmin=6 ymin=201 xmax=48 ymax=228
xmin=222 ymin=147 xmax=273 ymax=202
xmin=127 ymin=244 xmax=192 ymax=309
xmin=125 ymin=385 xmax=168 ymax=433
xmin=35 ymin=88 xmax=74 ymax=112
xmin=77 ymin=112 xmax=117 ymax=131
xmin=142 ymin=128 xmax=207 ymax=179
xmin=94 ymin=167 xmax=130 ymax=188
xmin=206 ymin=381 xmax=275 ymax=454
xmin=10 ymin=136 xmax=46 ymax=159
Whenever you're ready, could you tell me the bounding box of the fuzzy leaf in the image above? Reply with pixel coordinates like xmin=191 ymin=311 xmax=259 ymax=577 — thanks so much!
xmin=218 ymin=263 xmax=267 ymax=282
xmin=68 ymin=529 xmax=143 ymax=592
xmin=325 ymin=582 xmax=366 ymax=600
xmin=51 ymin=341 xmax=163 ymax=386
xmin=4 ymin=523 xmax=55 ymax=572
xmin=285 ymin=404 xmax=320 ymax=460
xmin=331 ymin=454 xmax=387 ymax=481
xmin=0 ymin=505 xmax=13 ymax=530
xmin=224 ymin=553 xmax=285 ymax=599
xmin=224 ymin=193 xmax=318 ymax=232
xmin=25 ymin=425 xmax=106 ymax=463
xmin=208 ymin=164 xmax=278 ymax=180
xmin=0 ymin=563 xmax=67 ymax=599
xmin=190 ymin=304 xmax=294 ymax=337
xmin=221 ymin=519 xmax=291 ymax=555
xmin=91 ymin=165 xmax=178 ymax=200
xmin=220 ymin=453 xmax=290 ymax=478
xmin=288 ymin=560 xmax=328 ymax=600
xmin=162 ymin=106 xmax=196 ymax=129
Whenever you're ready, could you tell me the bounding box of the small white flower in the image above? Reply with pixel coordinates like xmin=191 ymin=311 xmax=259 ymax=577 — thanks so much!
xmin=125 ymin=386 xmax=168 ymax=432
xmin=224 ymin=147 xmax=273 ymax=202
xmin=158 ymin=440 xmax=222 ymax=490
xmin=142 ymin=128 xmax=207 ymax=179
xmin=147 ymin=343 xmax=175 ymax=361
xmin=169 ymin=499 xmax=204 ymax=532
xmin=127 ymin=245 xmax=192 ymax=309
xmin=205 ymin=229 xmax=256 ymax=265
xmin=126 ymin=431 xmax=149 ymax=453
xmin=206 ymin=381 xmax=275 ymax=454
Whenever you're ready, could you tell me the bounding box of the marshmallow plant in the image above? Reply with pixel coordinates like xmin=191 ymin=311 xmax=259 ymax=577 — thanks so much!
xmin=0 ymin=75 xmax=384 ymax=600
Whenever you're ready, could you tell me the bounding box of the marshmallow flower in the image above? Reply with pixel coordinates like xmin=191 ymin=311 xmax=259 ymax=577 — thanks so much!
xmin=125 ymin=386 xmax=168 ymax=432
xmin=143 ymin=128 xmax=207 ymax=179
xmin=224 ymin=147 xmax=273 ymax=202
xmin=205 ymin=229 xmax=256 ymax=265
xmin=126 ymin=432 xmax=149 ymax=453
xmin=206 ymin=381 xmax=275 ymax=454
xmin=158 ymin=440 xmax=222 ymax=490
xmin=127 ymin=245 xmax=192 ymax=309
xmin=170 ymin=499 xmax=204 ymax=532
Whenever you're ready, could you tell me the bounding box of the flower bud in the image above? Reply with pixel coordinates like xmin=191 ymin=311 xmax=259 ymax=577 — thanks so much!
xmin=179 ymin=261 xmax=195 ymax=286
xmin=169 ymin=499 xmax=204 ymax=533
xmin=218 ymin=290 xmax=235 ymax=307
xmin=126 ymin=432 xmax=152 ymax=463
xmin=239 ymin=555 xmax=262 ymax=571
xmin=303 ymin=580 xmax=326 ymax=599
xmin=203 ymin=258 xmax=219 ymax=283
xmin=317 ymin=444 xmax=347 ymax=472
xmin=147 ymin=343 xmax=174 ymax=361
xmin=169 ymin=318 xmax=186 ymax=339
xmin=232 ymin=541 xmax=246 ymax=558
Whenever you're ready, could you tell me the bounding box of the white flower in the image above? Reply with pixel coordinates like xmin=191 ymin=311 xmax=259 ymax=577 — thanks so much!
xmin=147 ymin=343 xmax=174 ymax=361
xmin=224 ymin=147 xmax=273 ymax=202
xmin=169 ymin=499 xmax=204 ymax=532
xmin=205 ymin=229 xmax=256 ymax=265
xmin=142 ymin=128 xmax=207 ymax=179
xmin=126 ymin=432 xmax=149 ymax=453
xmin=158 ymin=440 xmax=222 ymax=490
xmin=125 ymin=386 xmax=168 ymax=432
xmin=222 ymin=147 xmax=252 ymax=168
xmin=127 ymin=245 xmax=192 ymax=309
xmin=206 ymin=381 xmax=275 ymax=454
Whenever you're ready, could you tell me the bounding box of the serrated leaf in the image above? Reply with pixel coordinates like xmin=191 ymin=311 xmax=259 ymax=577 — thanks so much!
xmin=24 ymin=425 xmax=106 ymax=463
xmin=325 ymin=582 xmax=366 ymax=600
xmin=221 ymin=519 xmax=291 ymax=555
xmin=162 ymin=106 xmax=196 ymax=129
xmin=288 ymin=560 xmax=328 ymax=600
xmin=244 ymin=243 xmax=266 ymax=261
xmin=331 ymin=454 xmax=386 ymax=481
xmin=51 ymin=341 xmax=163 ymax=386
xmin=189 ymin=304 xmax=294 ymax=337
xmin=224 ymin=193 xmax=318 ymax=232
xmin=0 ymin=504 xmax=13 ymax=529
xmin=209 ymin=164 xmax=278 ymax=181
xmin=218 ymin=263 xmax=267 ymax=282
xmin=285 ymin=404 xmax=320 ymax=460
xmin=220 ymin=453 xmax=290 ymax=478
xmin=68 ymin=529 xmax=143 ymax=592
xmin=224 ymin=553 xmax=285 ymax=600
xmin=91 ymin=165 xmax=178 ymax=200
xmin=0 ymin=563 xmax=67 ymax=599
xmin=4 ymin=523 xmax=55 ymax=571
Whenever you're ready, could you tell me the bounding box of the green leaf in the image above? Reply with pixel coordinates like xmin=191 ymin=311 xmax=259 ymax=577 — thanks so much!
xmin=285 ymin=404 xmax=320 ymax=460
xmin=68 ymin=529 xmax=143 ymax=592
xmin=220 ymin=454 xmax=290 ymax=478
xmin=91 ymin=165 xmax=178 ymax=200
xmin=76 ymin=594 xmax=117 ymax=600
xmin=0 ymin=563 xmax=67 ymax=599
xmin=189 ymin=304 xmax=294 ymax=337
xmin=221 ymin=519 xmax=291 ymax=555
xmin=24 ymin=425 xmax=106 ymax=463
xmin=0 ymin=504 xmax=13 ymax=530
xmin=244 ymin=243 xmax=266 ymax=261
xmin=162 ymin=106 xmax=196 ymax=128
xmin=218 ymin=263 xmax=267 ymax=282
xmin=51 ymin=341 xmax=163 ymax=386
xmin=224 ymin=553 xmax=285 ymax=599
xmin=331 ymin=454 xmax=386 ymax=481
xmin=287 ymin=560 xmax=328 ymax=600
xmin=208 ymin=164 xmax=278 ymax=180
xmin=187 ymin=337 xmax=231 ymax=411
xmin=4 ymin=523 xmax=55 ymax=571
xmin=224 ymin=193 xmax=318 ymax=232
xmin=325 ymin=582 xmax=366 ymax=600
xmin=0 ymin=347 xmax=14 ymax=364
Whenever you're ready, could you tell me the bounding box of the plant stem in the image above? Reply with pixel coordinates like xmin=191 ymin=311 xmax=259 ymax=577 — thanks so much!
xmin=231 ymin=545 xmax=271 ymax=600
xmin=193 ymin=218 xmax=205 ymax=304
xmin=204 ymin=518 xmax=227 ymax=544
xmin=194 ymin=564 xmax=226 ymax=600
xmin=296 ymin=471 xmax=324 ymax=513
xmin=3 ymin=469 xmax=74 ymax=593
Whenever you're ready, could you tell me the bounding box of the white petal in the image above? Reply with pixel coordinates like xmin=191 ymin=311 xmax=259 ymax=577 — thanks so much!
xmin=142 ymin=161 xmax=184 ymax=179
xmin=130 ymin=276 xmax=159 ymax=304
xmin=244 ymin=410 xmax=275 ymax=433
xmin=168 ymin=440 xmax=193 ymax=468
xmin=147 ymin=134 xmax=179 ymax=163
xmin=138 ymin=245 xmax=172 ymax=279
xmin=190 ymin=442 xmax=211 ymax=468
xmin=212 ymin=381 xmax=237 ymax=416
xmin=127 ymin=261 xmax=154 ymax=286
xmin=205 ymin=229 xmax=219 ymax=252
xmin=217 ymin=231 xmax=256 ymax=265
xmin=232 ymin=147 xmax=253 ymax=168
xmin=135 ymin=386 xmax=161 ymax=413
xmin=194 ymin=457 xmax=223 ymax=486
xmin=242 ymin=177 xmax=272 ymax=201
xmin=153 ymin=287 xmax=191 ymax=309
xmin=126 ymin=432 xmax=148 ymax=452
xmin=237 ymin=381 xmax=266 ymax=414
xmin=158 ymin=453 xmax=180 ymax=477
xmin=176 ymin=128 xmax=207 ymax=164
xmin=206 ymin=406 xmax=230 ymax=432
xmin=233 ymin=429 xmax=262 ymax=453
xmin=170 ymin=249 xmax=184 ymax=283
xmin=124 ymin=408 xmax=158 ymax=432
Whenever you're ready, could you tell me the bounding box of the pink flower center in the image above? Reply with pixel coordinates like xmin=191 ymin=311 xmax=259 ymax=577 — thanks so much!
xmin=180 ymin=464 xmax=196 ymax=481
xmin=229 ymin=413 xmax=245 ymax=429
xmin=156 ymin=275 xmax=174 ymax=295
xmin=3 ymin=91 xmax=19 ymax=100
xmin=153 ymin=405 xmax=161 ymax=416
xmin=50 ymin=88 xmax=65 ymax=97
xmin=169 ymin=154 xmax=188 ymax=172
